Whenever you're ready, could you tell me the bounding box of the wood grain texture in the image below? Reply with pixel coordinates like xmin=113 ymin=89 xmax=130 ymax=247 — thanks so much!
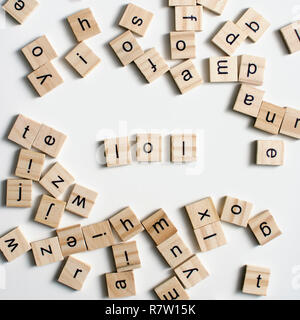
xmin=171 ymin=134 xmax=197 ymax=162
xmin=170 ymin=31 xmax=196 ymax=60
xmin=197 ymin=0 xmax=228 ymax=15
xmin=239 ymin=55 xmax=266 ymax=86
xmin=256 ymin=140 xmax=284 ymax=166
xmin=280 ymin=21 xmax=300 ymax=54
xmin=106 ymin=271 xmax=136 ymax=298
xmin=209 ymin=56 xmax=238 ymax=82
xmin=136 ymin=133 xmax=162 ymax=162
xmin=242 ymin=265 xmax=270 ymax=296
xmin=6 ymin=179 xmax=32 ymax=208
xmin=2 ymin=0 xmax=39 ymax=24
xmin=154 ymin=276 xmax=190 ymax=300
xmin=112 ymin=241 xmax=141 ymax=272
xmin=175 ymin=6 xmax=203 ymax=32
xmin=280 ymin=107 xmax=300 ymax=139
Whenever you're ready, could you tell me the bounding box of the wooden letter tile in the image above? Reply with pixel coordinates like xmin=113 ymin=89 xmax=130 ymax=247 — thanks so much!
xmin=171 ymin=134 xmax=197 ymax=162
xmin=56 ymin=224 xmax=87 ymax=257
xmin=170 ymin=31 xmax=196 ymax=60
xmin=27 ymin=62 xmax=63 ymax=97
xmin=175 ymin=5 xmax=203 ymax=32
xmin=254 ymin=101 xmax=286 ymax=135
xmin=66 ymin=184 xmax=98 ymax=218
xmin=211 ymin=21 xmax=247 ymax=56
xmin=169 ymin=0 xmax=196 ymax=6
xmin=197 ymin=0 xmax=228 ymax=15
xmin=109 ymin=207 xmax=144 ymax=241
xmin=6 ymin=179 xmax=32 ymax=207
xmin=154 ymin=276 xmax=190 ymax=300
xmin=194 ymin=221 xmax=227 ymax=252
xmin=239 ymin=55 xmax=266 ymax=86
xmin=65 ymin=42 xmax=101 ymax=78
xmin=157 ymin=233 xmax=193 ymax=269
xmin=220 ymin=196 xmax=253 ymax=227
xmin=209 ymin=56 xmax=238 ymax=82
xmin=242 ymin=265 xmax=270 ymax=296
xmin=34 ymin=194 xmax=66 ymax=228
xmin=110 ymin=31 xmax=144 ymax=66
xmin=236 ymin=8 xmax=270 ymax=42
xmin=233 ymin=84 xmax=265 ymax=117
xmin=174 ymin=255 xmax=209 ymax=289
xmin=142 ymin=209 xmax=177 ymax=245
xmin=31 ymin=236 xmax=63 ymax=266
xmin=15 ymin=148 xmax=45 ymax=181
xmin=0 ymin=227 xmax=31 ymax=262
xmin=185 ymin=197 xmax=219 ymax=229
xmin=104 ymin=137 xmax=132 ymax=167
xmin=112 ymin=241 xmax=141 ymax=272
xmin=119 ymin=3 xmax=154 ymax=37
xmin=256 ymin=140 xmax=284 ymax=166
xmin=280 ymin=21 xmax=300 ymax=54
xmin=58 ymin=256 xmax=91 ymax=290
xmin=21 ymin=35 xmax=57 ymax=70
xmin=32 ymin=123 xmax=67 ymax=158
xmin=106 ymin=271 xmax=136 ymax=298
xmin=39 ymin=162 xmax=75 ymax=199
xmin=248 ymin=210 xmax=282 ymax=245
xmin=67 ymin=8 xmax=101 ymax=42
xmin=8 ymin=114 xmax=41 ymax=149
xmin=136 ymin=133 xmax=162 ymax=162
xmin=170 ymin=60 xmax=203 ymax=94
xmin=134 ymin=48 xmax=169 ymax=83
xmin=280 ymin=107 xmax=300 ymax=139
xmin=82 ymin=220 xmax=115 ymax=251
xmin=2 ymin=0 xmax=39 ymax=24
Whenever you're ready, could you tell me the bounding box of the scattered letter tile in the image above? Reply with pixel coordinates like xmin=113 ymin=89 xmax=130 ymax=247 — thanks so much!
xmin=6 ymin=179 xmax=32 ymax=208
xmin=175 ymin=5 xmax=203 ymax=32
xmin=136 ymin=133 xmax=162 ymax=162
xmin=239 ymin=55 xmax=266 ymax=86
xmin=154 ymin=276 xmax=190 ymax=300
xmin=112 ymin=241 xmax=141 ymax=272
xmin=209 ymin=56 xmax=238 ymax=82
xmin=104 ymin=137 xmax=132 ymax=167
xmin=242 ymin=265 xmax=270 ymax=296
xmin=280 ymin=21 xmax=300 ymax=54
xmin=256 ymin=140 xmax=284 ymax=166
xmin=280 ymin=107 xmax=300 ymax=139
xmin=170 ymin=31 xmax=196 ymax=60
xmin=106 ymin=271 xmax=136 ymax=298
xmin=248 ymin=210 xmax=282 ymax=245
xmin=2 ymin=0 xmax=39 ymax=24
xmin=171 ymin=134 xmax=197 ymax=162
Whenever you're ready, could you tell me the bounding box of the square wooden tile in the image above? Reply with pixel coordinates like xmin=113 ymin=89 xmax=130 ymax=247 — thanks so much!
xmin=31 ymin=236 xmax=63 ymax=266
xmin=194 ymin=221 xmax=227 ymax=252
xmin=248 ymin=210 xmax=282 ymax=245
xmin=15 ymin=149 xmax=45 ymax=181
xmin=233 ymin=84 xmax=265 ymax=117
xmin=175 ymin=5 xmax=203 ymax=32
xmin=27 ymin=62 xmax=63 ymax=97
xmin=170 ymin=59 xmax=203 ymax=94
xmin=239 ymin=55 xmax=266 ymax=86
xmin=242 ymin=265 xmax=270 ymax=296
xmin=65 ymin=42 xmax=101 ymax=78
xmin=170 ymin=31 xmax=196 ymax=60
xmin=106 ymin=271 xmax=136 ymax=298
xmin=185 ymin=197 xmax=220 ymax=229
xmin=0 ymin=227 xmax=31 ymax=262
xmin=174 ymin=255 xmax=209 ymax=289
xmin=8 ymin=114 xmax=41 ymax=149
xmin=109 ymin=207 xmax=144 ymax=242
xmin=112 ymin=241 xmax=141 ymax=272
xmin=169 ymin=0 xmax=196 ymax=6
xmin=66 ymin=184 xmax=98 ymax=218
xmin=82 ymin=220 xmax=115 ymax=251
xmin=171 ymin=134 xmax=197 ymax=162
xmin=104 ymin=137 xmax=132 ymax=167
xmin=280 ymin=107 xmax=300 ymax=139
xmin=209 ymin=56 xmax=238 ymax=82
xmin=154 ymin=276 xmax=190 ymax=300
xmin=280 ymin=21 xmax=300 ymax=54
xmin=134 ymin=48 xmax=169 ymax=83
xmin=142 ymin=209 xmax=177 ymax=245
xmin=110 ymin=31 xmax=144 ymax=66
xmin=67 ymin=8 xmax=101 ymax=42
xmin=256 ymin=140 xmax=284 ymax=166
xmin=56 ymin=224 xmax=87 ymax=257
xmin=236 ymin=8 xmax=270 ymax=42
xmin=136 ymin=133 xmax=162 ymax=162
xmin=157 ymin=233 xmax=193 ymax=269
xmin=211 ymin=21 xmax=247 ymax=56
xmin=58 ymin=256 xmax=91 ymax=290
xmin=119 ymin=3 xmax=154 ymax=36
xmin=34 ymin=194 xmax=66 ymax=228
xmin=220 ymin=196 xmax=253 ymax=227
xmin=22 ymin=35 xmax=57 ymax=70
xmin=197 ymin=0 xmax=228 ymax=15
xmin=6 ymin=179 xmax=32 ymax=208
xmin=39 ymin=162 xmax=75 ymax=199
xmin=254 ymin=101 xmax=286 ymax=135
xmin=32 ymin=123 xmax=67 ymax=158
xmin=2 ymin=0 xmax=39 ymax=24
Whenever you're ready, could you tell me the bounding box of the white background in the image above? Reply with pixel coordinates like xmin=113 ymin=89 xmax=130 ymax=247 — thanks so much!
xmin=0 ymin=0 xmax=300 ymax=300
